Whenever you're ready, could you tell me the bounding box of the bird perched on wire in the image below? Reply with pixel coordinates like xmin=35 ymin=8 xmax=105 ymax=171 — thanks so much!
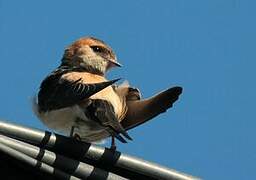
xmin=34 ymin=37 xmax=182 ymax=150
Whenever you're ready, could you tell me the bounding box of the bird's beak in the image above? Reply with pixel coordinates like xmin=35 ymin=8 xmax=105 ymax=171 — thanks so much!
xmin=108 ymin=59 xmax=122 ymax=67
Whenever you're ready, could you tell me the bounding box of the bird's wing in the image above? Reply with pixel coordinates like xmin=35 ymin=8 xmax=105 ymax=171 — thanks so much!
xmin=121 ymin=86 xmax=182 ymax=130
xmin=38 ymin=67 xmax=120 ymax=112
xmin=85 ymin=99 xmax=132 ymax=143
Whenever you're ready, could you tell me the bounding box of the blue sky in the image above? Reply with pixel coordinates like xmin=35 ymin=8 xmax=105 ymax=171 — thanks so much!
xmin=0 ymin=0 xmax=255 ymax=179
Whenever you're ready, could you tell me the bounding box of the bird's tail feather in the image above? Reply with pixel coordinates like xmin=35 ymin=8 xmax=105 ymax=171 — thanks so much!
xmin=122 ymin=86 xmax=182 ymax=130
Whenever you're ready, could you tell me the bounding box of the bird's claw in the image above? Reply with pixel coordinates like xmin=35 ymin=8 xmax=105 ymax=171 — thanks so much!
xmin=73 ymin=133 xmax=82 ymax=141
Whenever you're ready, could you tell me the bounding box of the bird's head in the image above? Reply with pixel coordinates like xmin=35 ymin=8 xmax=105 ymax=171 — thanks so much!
xmin=61 ymin=37 xmax=121 ymax=75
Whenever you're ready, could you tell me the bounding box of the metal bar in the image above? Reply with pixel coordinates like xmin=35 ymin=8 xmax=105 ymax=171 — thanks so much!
xmin=0 ymin=120 xmax=200 ymax=180
xmin=0 ymin=142 xmax=80 ymax=180
xmin=86 ymin=145 xmax=198 ymax=180
xmin=0 ymin=134 xmax=128 ymax=180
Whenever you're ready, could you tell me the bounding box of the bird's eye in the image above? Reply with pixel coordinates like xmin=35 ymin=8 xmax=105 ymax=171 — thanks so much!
xmin=91 ymin=46 xmax=104 ymax=53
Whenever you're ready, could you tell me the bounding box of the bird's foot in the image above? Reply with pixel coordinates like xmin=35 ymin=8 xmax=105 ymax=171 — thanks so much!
xmin=110 ymin=136 xmax=117 ymax=151
xmin=110 ymin=144 xmax=117 ymax=151
xmin=73 ymin=133 xmax=82 ymax=141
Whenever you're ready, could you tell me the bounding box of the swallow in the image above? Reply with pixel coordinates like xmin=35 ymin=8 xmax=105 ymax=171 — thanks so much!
xmin=34 ymin=37 xmax=182 ymax=150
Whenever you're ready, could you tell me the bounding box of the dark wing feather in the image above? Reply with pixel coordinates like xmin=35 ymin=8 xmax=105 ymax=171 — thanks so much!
xmin=38 ymin=67 xmax=120 ymax=112
xmin=86 ymin=99 xmax=132 ymax=143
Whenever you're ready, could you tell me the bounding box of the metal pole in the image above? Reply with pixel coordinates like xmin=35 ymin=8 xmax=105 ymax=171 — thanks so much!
xmin=0 ymin=142 xmax=80 ymax=180
xmin=0 ymin=120 xmax=200 ymax=180
xmin=0 ymin=134 xmax=128 ymax=180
